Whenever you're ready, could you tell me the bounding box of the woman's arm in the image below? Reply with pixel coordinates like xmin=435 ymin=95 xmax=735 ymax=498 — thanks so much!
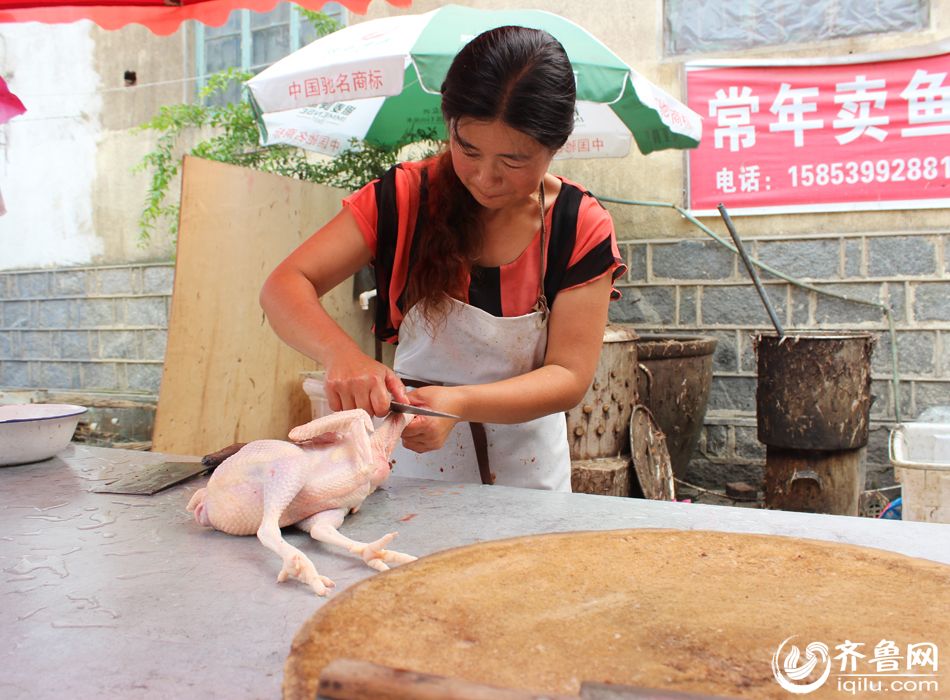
xmin=259 ymin=207 xmax=408 ymax=416
xmin=400 ymin=273 xmax=611 ymax=452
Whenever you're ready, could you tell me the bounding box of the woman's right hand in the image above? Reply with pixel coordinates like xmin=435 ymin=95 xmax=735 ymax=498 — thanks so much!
xmin=260 ymin=206 xmax=397 ymax=416
xmin=324 ymin=350 xmax=408 ymax=418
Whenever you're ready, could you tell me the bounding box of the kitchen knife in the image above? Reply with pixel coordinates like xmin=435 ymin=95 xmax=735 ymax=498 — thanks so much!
xmin=389 ymin=401 xmax=460 ymax=420
xmin=92 ymin=460 xmax=211 ymax=495
xmin=91 ymin=442 xmax=244 ymax=496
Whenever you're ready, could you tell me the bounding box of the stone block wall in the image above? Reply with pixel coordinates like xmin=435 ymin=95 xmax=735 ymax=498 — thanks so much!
xmin=610 ymin=229 xmax=950 ymax=491
xmin=4 ymin=239 xmax=947 ymax=480
xmin=0 ymin=263 xmax=173 ymax=444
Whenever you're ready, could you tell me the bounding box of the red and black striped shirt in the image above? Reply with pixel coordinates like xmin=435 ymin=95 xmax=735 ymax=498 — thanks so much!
xmin=344 ymin=160 xmax=625 ymax=343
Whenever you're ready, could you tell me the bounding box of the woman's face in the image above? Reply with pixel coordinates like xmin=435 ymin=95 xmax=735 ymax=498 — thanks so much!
xmin=449 ymin=117 xmax=555 ymax=210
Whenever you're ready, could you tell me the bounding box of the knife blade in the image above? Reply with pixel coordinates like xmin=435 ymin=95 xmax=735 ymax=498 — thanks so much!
xmin=92 ymin=460 xmax=210 ymax=495
xmin=389 ymin=401 xmax=460 ymax=420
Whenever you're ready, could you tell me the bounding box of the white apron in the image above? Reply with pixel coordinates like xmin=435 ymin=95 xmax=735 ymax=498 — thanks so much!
xmin=390 ymin=296 xmax=572 ymax=491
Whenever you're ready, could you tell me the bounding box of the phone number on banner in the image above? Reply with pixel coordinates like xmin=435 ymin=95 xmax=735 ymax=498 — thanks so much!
xmin=787 ymin=156 xmax=950 ymax=188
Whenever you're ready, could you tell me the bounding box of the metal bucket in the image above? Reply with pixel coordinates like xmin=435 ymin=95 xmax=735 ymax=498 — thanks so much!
xmin=755 ymin=332 xmax=874 ymax=451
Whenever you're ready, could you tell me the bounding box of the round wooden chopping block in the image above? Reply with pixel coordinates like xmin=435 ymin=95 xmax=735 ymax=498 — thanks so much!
xmin=284 ymin=529 xmax=949 ymax=700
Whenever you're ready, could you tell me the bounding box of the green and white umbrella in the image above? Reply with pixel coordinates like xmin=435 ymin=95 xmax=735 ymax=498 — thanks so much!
xmin=246 ymin=4 xmax=702 ymax=159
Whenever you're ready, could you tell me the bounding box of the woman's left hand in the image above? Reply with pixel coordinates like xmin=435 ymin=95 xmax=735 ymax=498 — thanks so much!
xmin=399 ymin=386 xmax=462 ymax=453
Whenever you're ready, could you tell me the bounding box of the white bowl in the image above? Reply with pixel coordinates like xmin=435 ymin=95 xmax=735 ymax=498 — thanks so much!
xmin=0 ymin=403 xmax=87 ymax=466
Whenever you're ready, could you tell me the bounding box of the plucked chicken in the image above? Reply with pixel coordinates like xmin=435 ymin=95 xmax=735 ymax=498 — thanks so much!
xmin=187 ymin=409 xmax=415 ymax=595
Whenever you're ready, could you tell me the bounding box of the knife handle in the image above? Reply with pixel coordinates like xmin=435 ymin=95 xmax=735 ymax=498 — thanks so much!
xmin=200 ymin=442 xmax=247 ymax=468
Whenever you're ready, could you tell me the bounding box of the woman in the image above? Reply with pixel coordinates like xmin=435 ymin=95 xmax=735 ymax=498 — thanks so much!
xmin=260 ymin=25 xmax=625 ymax=491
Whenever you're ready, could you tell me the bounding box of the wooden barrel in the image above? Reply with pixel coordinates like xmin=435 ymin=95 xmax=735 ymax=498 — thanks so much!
xmin=755 ymin=332 xmax=874 ymax=450
xmin=635 ymin=334 xmax=718 ymax=479
xmin=756 ymin=332 xmax=874 ymax=515
xmin=566 ymin=325 xmax=639 ymax=462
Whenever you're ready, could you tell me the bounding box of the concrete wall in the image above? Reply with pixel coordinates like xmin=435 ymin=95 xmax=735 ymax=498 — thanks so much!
xmin=0 ymin=20 xmax=187 ymax=443
xmin=91 ymin=23 xmax=193 ymax=263
xmin=1 ymin=23 xmax=103 ymax=268
xmin=0 ymin=21 xmax=187 ymax=269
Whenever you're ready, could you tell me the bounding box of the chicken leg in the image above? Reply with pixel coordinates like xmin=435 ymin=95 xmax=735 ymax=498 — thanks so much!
xmin=296 ymin=508 xmax=417 ymax=573
xmin=250 ymin=450 xmax=331 ymax=594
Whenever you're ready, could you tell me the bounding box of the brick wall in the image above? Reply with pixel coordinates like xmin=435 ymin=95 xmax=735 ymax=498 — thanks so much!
xmin=0 ymin=263 xmax=173 ymax=444
xmin=4 ymin=244 xmax=947 ymax=481
xmin=610 ymin=229 xmax=950 ymax=491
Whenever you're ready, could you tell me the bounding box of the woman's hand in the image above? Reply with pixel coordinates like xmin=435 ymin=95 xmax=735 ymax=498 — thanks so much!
xmin=324 ymin=351 xmax=408 ymax=418
xmin=399 ymin=385 xmax=463 ymax=453
xmin=259 ymin=206 xmax=394 ymax=416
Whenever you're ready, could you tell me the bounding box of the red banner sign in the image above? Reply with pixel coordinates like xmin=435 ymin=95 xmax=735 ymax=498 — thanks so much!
xmin=685 ymin=46 xmax=950 ymax=215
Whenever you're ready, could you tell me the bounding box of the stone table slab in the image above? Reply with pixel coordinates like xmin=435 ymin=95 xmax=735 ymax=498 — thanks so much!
xmin=1 ymin=444 xmax=948 ymax=699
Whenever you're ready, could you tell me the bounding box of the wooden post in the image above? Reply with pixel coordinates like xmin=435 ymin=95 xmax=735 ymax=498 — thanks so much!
xmin=570 ymin=456 xmax=630 ymax=497
xmin=764 ymin=446 xmax=866 ymax=516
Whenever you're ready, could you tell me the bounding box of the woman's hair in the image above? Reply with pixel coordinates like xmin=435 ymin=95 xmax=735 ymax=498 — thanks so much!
xmin=405 ymin=26 xmax=576 ymax=317
xmin=441 ymin=25 xmax=577 ymax=151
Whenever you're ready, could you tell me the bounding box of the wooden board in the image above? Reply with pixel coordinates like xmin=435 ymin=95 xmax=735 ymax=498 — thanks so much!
xmin=630 ymin=405 xmax=675 ymax=500
xmin=285 ymin=529 xmax=950 ymax=700
xmin=152 ymin=156 xmax=376 ymax=455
